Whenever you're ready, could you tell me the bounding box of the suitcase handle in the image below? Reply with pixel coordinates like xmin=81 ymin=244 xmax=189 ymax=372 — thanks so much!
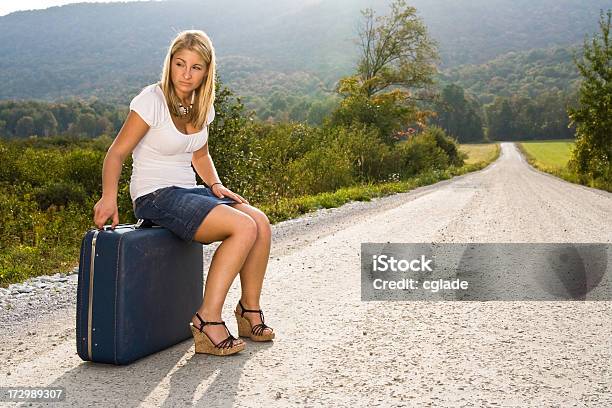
xmin=97 ymin=223 xmax=132 ymax=231
xmin=96 ymin=219 xmax=159 ymax=231
xmin=135 ymin=219 xmax=160 ymax=229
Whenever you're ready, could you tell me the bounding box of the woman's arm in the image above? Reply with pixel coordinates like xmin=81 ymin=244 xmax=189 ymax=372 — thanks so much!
xmin=192 ymin=142 xmax=222 ymax=186
xmin=93 ymin=111 xmax=150 ymax=228
xmin=192 ymin=143 xmax=249 ymax=204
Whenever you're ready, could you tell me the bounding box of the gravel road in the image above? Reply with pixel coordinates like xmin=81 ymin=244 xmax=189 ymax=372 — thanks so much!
xmin=1 ymin=142 xmax=611 ymax=407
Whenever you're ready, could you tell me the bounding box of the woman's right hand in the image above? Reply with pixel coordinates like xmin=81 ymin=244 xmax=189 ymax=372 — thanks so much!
xmin=93 ymin=196 xmax=119 ymax=229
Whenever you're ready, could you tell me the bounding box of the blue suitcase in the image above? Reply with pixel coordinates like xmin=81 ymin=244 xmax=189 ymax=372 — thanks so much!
xmin=76 ymin=219 xmax=203 ymax=365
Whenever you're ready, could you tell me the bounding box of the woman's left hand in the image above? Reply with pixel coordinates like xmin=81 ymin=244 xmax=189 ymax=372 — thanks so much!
xmin=211 ymin=183 xmax=249 ymax=204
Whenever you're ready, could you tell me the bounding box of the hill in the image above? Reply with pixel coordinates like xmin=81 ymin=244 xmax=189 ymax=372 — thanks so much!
xmin=440 ymin=45 xmax=582 ymax=105
xmin=0 ymin=0 xmax=607 ymax=106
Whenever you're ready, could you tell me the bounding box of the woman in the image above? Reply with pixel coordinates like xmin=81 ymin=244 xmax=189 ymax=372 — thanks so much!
xmin=93 ymin=30 xmax=274 ymax=356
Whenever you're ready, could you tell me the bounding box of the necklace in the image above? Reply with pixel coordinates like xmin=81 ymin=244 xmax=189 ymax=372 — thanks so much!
xmin=178 ymin=91 xmax=195 ymax=117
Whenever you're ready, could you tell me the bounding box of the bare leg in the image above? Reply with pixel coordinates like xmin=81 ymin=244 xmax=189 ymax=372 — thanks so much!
xmin=228 ymin=203 xmax=273 ymax=335
xmin=191 ymin=204 xmax=257 ymax=346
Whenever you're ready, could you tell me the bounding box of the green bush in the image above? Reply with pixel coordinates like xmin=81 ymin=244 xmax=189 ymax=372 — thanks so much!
xmin=423 ymin=126 xmax=466 ymax=166
xmin=33 ymin=181 xmax=87 ymax=210
xmin=14 ymin=147 xmax=65 ymax=187
xmin=61 ymin=149 xmax=105 ymax=195
xmin=0 ymin=182 xmax=38 ymax=248
xmin=394 ymin=132 xmax=450 ymax=177
xmin=326 ymin=123 xmax=393 ymax=182
xmin=0 ymin=200 xmax=90 ymax=287
xmin=327 ymin=87 xmax=415 ymax=145
xmin=287 ymin=141 xmax=354 ymax=195
xmin=246 ymin=122 xmax=322 ymax=201
xmin=0 ymin=141 xmax=21 ymax=183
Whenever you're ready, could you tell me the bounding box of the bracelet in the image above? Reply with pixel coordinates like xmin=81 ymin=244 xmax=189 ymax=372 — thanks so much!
xmin=210 ymin=182 xmax=223 ymax=190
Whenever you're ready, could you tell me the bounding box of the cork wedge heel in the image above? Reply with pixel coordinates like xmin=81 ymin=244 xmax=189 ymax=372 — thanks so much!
xmin=234 ymin=300 xmax=275 ymax=342
xmin=189 ymin=312 xmax=245 ymax=356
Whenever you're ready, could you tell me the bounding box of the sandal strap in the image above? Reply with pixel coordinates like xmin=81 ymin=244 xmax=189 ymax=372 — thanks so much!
xmin=251 ymin=322 xmax=272 ymax=336
xmin=194 ymin=312 xmax=226 ymax=331
xmin=238 ymin=300 xmax=267 ymax=323
xmin=194 ymin=312 xmax=240 ymax=348
xmin=238 ymin=300 xmax=263 ymax=316
xmin=238 ymin=301 xmax=273 ymax=336
xmin=215 ymin=334 xmax=238 ymax=349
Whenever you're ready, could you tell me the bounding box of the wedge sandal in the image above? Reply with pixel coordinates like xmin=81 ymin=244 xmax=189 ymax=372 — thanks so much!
xmin=234 ymin=300 xmax=275 ymax=342
xmin=189 ymin=312 xmax=245 ymax=356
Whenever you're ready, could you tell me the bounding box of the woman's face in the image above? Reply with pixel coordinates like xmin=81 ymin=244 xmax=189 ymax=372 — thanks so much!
xmin=170 ymin=48 xmax=207 ymax=95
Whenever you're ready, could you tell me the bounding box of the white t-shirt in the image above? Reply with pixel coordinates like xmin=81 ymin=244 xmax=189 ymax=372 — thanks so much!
xmin=128 ymin=83 xmax=215 ymax=202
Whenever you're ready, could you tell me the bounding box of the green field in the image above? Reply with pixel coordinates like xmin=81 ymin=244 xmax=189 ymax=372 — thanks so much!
xmin=459 ymin=143 xmax=500 ymax=166
xmin=518 ymin=139 xmax=612 ymax=192
xmin=517 ymin=140 xmax=586 ymax=188
xmin=519 ymin=140 xmax=574 ymax=170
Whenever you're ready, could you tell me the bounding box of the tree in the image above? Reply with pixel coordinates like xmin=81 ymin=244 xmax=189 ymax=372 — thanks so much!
xmin=356 ymin=0 xmax=438 ymax=98
xmin=568 ymin=10 xmax=612 ymax=186
xmin=534 ymin=90 xmax=574 ymax=139
xmin=0 ymin=120 xmax=6 ymax=137
xmin=53 ymin=104 xmax=77 ymax=133
xmin=36 ymin=111 xmax=58 ymax=137
xmin=73 ymin=113 xmax=97 ymax=137
xmin=206 ymin=78 xmax=260 ymax=199
xmin=485 ymin=98 xmax=515 ymax=141
xmin=15 ymin=116 xmax=35 ymax=138
xmin=95 ymin=116 xmax=112 ymax=135
xmin=433 ymin=84 xmax=484 ymax=143
xmin=331 ymin=0 xmax=439 ymax=143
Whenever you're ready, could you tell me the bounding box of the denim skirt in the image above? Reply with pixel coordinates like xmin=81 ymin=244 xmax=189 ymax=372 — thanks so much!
xmin=133 ymin=185 xmax=239 ymax=242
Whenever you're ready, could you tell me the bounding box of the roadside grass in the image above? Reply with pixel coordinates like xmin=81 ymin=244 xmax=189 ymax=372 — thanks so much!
xmin=260 ymin=143 xmax=500 ymax=224
xmin=517 ymin=140 xmax=583 ymax=186
xmin=517 ymin=140 xmax=610 ymax=192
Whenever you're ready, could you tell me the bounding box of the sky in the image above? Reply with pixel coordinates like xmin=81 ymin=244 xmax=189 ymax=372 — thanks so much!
xmin=0 ymin=0 xmax=157 ymax=16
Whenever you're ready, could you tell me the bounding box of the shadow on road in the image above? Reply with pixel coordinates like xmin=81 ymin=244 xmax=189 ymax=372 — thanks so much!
xmin=45 ymin=338 xmax=273 ymax=406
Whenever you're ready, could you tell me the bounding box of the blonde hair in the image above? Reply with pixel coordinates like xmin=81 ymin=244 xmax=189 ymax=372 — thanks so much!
xmin=159 ymin=30 xmax=216 ymax=130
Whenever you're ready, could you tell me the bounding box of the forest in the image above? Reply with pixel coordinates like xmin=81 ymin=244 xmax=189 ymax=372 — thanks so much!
xmin=0 ymin=0 xmax=607 ymax=137
xmin=0 ymin=41 xmax=583 ymax=142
